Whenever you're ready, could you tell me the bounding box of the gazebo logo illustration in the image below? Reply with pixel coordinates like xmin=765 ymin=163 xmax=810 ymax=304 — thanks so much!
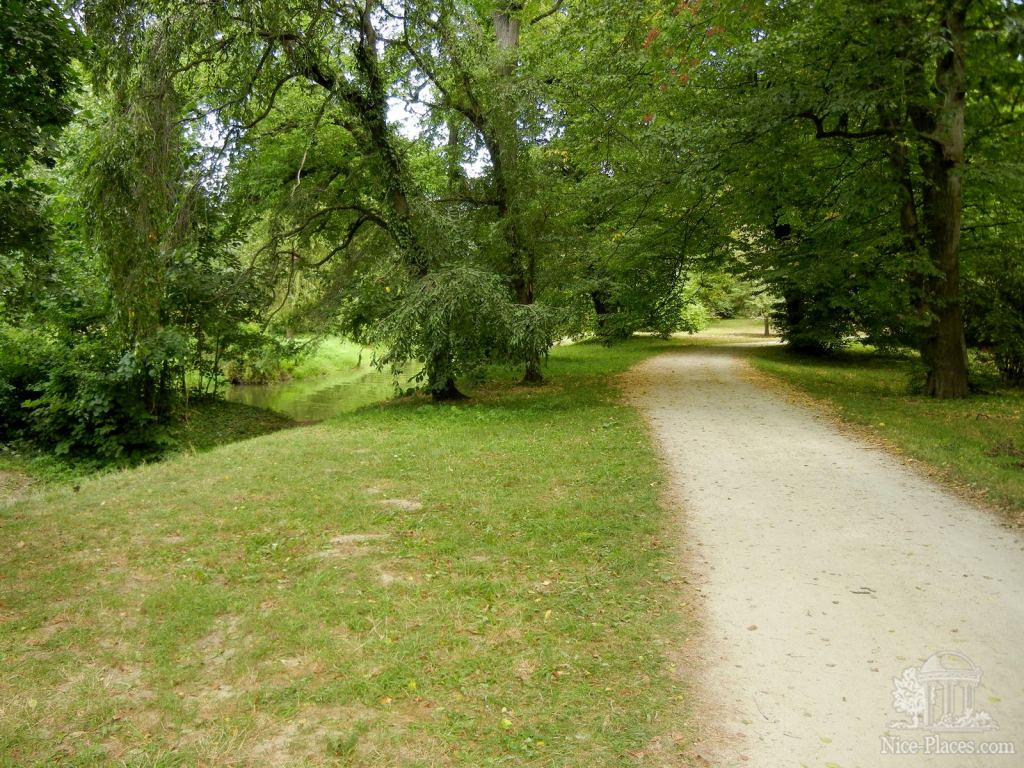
xmin=889 ymin=651 xmax=999 ymax=732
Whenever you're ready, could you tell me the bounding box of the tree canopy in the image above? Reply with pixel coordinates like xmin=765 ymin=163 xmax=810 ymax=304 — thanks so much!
xmin=2 ymin=0 xmax=1022 ymax=455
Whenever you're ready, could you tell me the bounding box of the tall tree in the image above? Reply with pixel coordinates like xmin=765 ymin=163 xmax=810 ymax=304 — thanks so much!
xmin=0 ymin=0 xmax=80 ymax=262
xmin=400 ymin=0 xmax=562 ymax=383
xmin=643 ymin=0 xmax=1022 ymax=397
xmin=85 ymin=0 xmax=540 ymax=399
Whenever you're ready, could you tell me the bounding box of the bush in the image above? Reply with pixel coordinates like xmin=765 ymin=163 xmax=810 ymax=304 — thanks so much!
xmin=771 ymin=285 xmax=854 ymax=354
xmin=504 ymin=302 xmax=562 ymax=370
xmin=0 ymin=326 xmax=54 ymax=438
xmin=679 ymin=299 xmax=712 ymax=334
xmin=965 ymin=252 xmax=1024 ymax=385
xmin=0 ymin=327 xmax=167 ymax=459
xmin=222 ymin=326 xmax=306 ymax=385
xmin=26 ymin=339 xmax=168 ymax=459
xmin=592 ymin=279 xmax=710 ymax=342
xmin=370 ymin=267 xmax=515 ymax=394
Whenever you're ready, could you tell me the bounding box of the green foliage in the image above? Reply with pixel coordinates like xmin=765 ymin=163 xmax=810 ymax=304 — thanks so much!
xmin=0 ymin=326 xmax=166 ymax=459
xmin=964 ymin=249 xmax=1024 ymax=384
xmin=370 ymin=267 xmax=516 ymax=394
xmin=26 ymin=343 xmax=166 ymax=459
xmin=0 ymin=326 xmax=52 ymax=438
xmin=591 ymin=275 xmax=711 ymax=342
xmin=625 ymin=0 xmax=1020 ymax=396
xmin=504 ymin=301 xmax=562 ymax=369
xmin=695 ymin=271 xmax=767 ymax=320
xmin=679 ymin=297 xmax=712 ymax=334
xmin=222 ymin=329 xmax=307 ymax=385
xmin=0 ymin=0 xmax=79 ymax=172
xmin=0 ymin=0 xmax=81 ymax=259
xmin=4 ymin=0 xmax=1023 ymax=465
xmin=1 ymin=76 xmax=283 ymax=459
xmin=764 ymin=237 xmax=920 ymax=354
xmin=164 ymin=246 xmax=278 ymax=393
xmin=961 ymin=90 xmax=1024 ymax=385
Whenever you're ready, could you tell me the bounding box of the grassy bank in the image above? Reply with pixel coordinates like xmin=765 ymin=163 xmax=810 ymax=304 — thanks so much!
xmin=749 ymin=346 xmax=1024 ymax=522
xmin=0 ymin=400 xmax=296 ymax=501
xmin=0 ymin=338 xmax=356 ymax=496
xmin=0 ymin=339 xmax=695 ymax=767
xmin=286 ymin=338 xmax=372 ymax=382
xmin=167 ymin=399 xmax=297 ymax=454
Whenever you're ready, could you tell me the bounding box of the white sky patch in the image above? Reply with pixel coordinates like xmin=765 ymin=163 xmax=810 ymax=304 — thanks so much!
xmin=464 ymin=149 xmax=490 ymax=179
xmin=387 ymin=96 xmax=490 ymax=178
xmin=387 ymin=97 xmax=428 ymax=140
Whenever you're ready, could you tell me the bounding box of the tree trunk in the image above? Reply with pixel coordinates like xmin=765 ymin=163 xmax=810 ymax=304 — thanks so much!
xmin=910 ymin=2 xmax=971 ymax=399
xmin=521 ymin=350 xmax=543 ymax=385
xmin=917 ymin=134 xmax=969 ymax=398
xmin=425 ymin=4 xmax=542 ymax=384
xmin=432 ymin=376 xmax=466 ymax=402
xmin=493 ymin=4 xmax=542 ymax=385
xmin=445 ymin=118 xmax=465 ymax=192
xmin=342 ymin=9 xmax=460 ymax=398
xmin=591 ymin=290 xmax=614 ymax=335
xmin=493 ymin=11 xmax=521 ymax=56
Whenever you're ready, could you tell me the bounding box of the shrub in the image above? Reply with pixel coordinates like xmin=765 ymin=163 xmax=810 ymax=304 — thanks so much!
xmin=0 ymin=327 xmax=167 ymax=459
xmin=370 ymin=267 xmax=515 ymax=394
xmin=221 ymin=326 xmax=306 ymax=385
xmin=25 ymin=339 xmax=167 ymax=459
xmin=0 ymin=326 xmax=54 ymax=438
xmin=965 ymin=254 xmax=1024 ymax=385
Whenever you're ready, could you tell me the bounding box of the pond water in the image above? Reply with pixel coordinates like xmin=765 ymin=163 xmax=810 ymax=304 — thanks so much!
xmin=224 ymin=367 xmax=407 ymax=422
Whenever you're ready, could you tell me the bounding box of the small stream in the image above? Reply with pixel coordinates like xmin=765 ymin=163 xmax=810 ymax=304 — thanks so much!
xmin=224 ymin=368 xmax=405 ymax=422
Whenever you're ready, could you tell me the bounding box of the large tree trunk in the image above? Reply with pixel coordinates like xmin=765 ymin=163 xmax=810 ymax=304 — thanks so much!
xmin=917 ymin=140 xmax=969 ymax=398
xmin=493 ymin=4 xmax=543 ymax=385
xmin=493 ymin=9 xmax=522 ymax=57
xmin=910 ymin=2 xmax=971 ymax=399
xmin=432 ymin=377 xmax=467 ymax=402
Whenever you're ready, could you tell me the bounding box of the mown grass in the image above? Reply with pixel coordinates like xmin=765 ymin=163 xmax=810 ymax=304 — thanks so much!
xmin=0 ymin=338 xmax=696 ymax=767
xmin=749 ymin=345 xmax=1024 ymax=521
xmin=287 ymin=338 xmax=373 ymax=382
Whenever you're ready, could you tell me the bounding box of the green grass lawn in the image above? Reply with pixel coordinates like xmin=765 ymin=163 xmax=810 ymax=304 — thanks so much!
xmin=749 ymin=346 xmax=1024 ymax=522
xmin=700 ymin=317 xmax=772 ymax=338
xmin=0 ymin=339 xmax=695 ymax=767
xmin=287 ymin=338 xmax=372 ymax=382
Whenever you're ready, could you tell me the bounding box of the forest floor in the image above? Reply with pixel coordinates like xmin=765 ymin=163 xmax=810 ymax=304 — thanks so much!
xmin=629 ymin=335 xmax=1024 ymax=767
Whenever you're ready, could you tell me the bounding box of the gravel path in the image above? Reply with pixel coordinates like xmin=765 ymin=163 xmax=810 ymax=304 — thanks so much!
xmin=630 ymin=344 xmax=1024 ymax=768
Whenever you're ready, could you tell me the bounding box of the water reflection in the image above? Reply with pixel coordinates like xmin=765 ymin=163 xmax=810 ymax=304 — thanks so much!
xmin=224 ymin=368 xmax=406 ymax=421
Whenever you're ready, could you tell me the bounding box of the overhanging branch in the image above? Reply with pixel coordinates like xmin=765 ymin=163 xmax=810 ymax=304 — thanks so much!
xmin=531 ymin=0 xmax=565 ymax=25
xmin=796 ymin=111 xmax=894 ymax=140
